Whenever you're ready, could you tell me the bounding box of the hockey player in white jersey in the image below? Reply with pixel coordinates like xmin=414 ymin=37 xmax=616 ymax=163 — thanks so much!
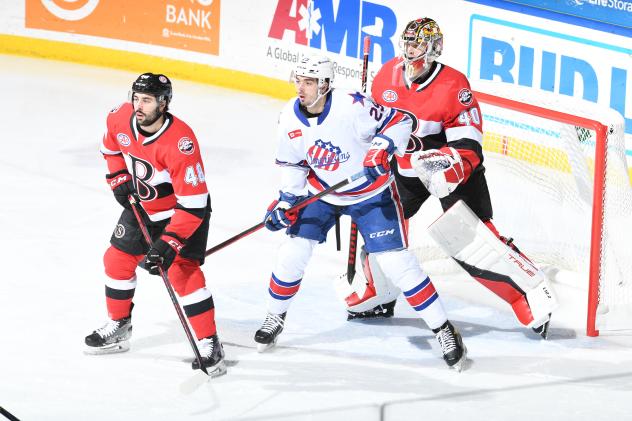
xmin=254 ymin=54 xmax=467 ymax=370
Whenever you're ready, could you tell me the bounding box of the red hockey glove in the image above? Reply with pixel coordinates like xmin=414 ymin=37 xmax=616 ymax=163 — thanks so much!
xmin=363 ymin=136 xmax=395 ymax=183
xmin=411 ymin=147 xmax=465 ymax=198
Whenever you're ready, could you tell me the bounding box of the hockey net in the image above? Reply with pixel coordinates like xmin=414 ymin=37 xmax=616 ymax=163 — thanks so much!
xmin=409 ymin=83 xmax=632 ymax=336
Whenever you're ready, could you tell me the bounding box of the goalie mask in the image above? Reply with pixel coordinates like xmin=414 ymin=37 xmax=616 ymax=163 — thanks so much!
xmin=293 ymin=54 xmax=334 ymax=106
xmin=399 ymin=18 xmax=443 ymax=79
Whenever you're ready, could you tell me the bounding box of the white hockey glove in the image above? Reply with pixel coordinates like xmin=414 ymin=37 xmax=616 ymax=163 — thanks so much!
xmin=411 ymin=147 xmax=465 ymax=198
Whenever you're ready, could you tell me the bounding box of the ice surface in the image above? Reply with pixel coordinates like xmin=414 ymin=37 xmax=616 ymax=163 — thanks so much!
xmin=0 ymin=55 xmax=630 ymax=421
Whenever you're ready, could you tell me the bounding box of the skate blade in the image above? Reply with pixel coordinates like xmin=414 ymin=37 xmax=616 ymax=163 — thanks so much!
xmin=450 ymin=346 xmax=468 ymax=372
xmin=84 ymin=340 xmax=130 ymax=355
xmin=256 ymin=340 xmax=277 ymax=353
xmin=206 ymin=360 xmax=227 ymax=378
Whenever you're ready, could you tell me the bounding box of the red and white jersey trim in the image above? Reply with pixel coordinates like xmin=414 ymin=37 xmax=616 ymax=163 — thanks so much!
xmin=176 ymin=193 xmax=209 ymax=209
xmin=446 ymin=125 xmax=483 ymax=144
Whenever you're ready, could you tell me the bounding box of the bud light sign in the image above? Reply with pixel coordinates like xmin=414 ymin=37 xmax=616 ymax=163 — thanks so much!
xmin=268 ymin=0 xmax=398 ymax=64
xmin=467 ymin=14 xmax=632 ymax=135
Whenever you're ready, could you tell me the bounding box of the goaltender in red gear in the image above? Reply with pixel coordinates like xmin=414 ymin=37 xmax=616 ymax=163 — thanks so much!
xmin=84 ymin=73 xmax=226 ymax=375
xmin=347 ymin=18 xmax=553 ymax=338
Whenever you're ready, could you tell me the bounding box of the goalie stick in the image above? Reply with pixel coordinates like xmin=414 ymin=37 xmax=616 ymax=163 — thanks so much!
xmin=347 ymin=35 xmax=371 ymax=283
xmin=204 ymin=170 xmax=366 ymax=257
xmin=128 ymin=195 xmax=209 ymax=376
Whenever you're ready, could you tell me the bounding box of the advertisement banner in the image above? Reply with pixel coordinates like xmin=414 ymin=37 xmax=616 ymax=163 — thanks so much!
xmin=467 ymin=14 xmax=632 ymax=135
xmin=264 ymin=0 xmax=403 ymax=89
xmin=25 ymin=0 xmax=220 ymax=55
xmin=507 ymin=0 xmax=632 ymax=29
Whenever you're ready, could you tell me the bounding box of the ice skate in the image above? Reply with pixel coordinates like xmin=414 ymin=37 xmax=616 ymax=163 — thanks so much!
xmin=84 ymin=315 xmax=132 ymax=355
xmin=192 ymin=334 xmax=227 ymax=378
xmin=433 ymin=320 xmax=467 ymax=371
xmin=254 ymin=312 xmax=286 ymax=352
xmin=532 ymin=314 xmax=551 ymax=339
xmin=347 ymin=299 xmax=396 ymax=320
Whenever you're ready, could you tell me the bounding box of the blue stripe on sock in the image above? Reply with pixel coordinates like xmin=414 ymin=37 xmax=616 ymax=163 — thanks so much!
xmin=412 ymin=292 xmax=438 ymax=311
xmin=271 ymin=273 xmax=302 ymax=287
xmin=268 ymin=288 xmax=295 ymax=300
xmin=403 ymin=277 xmax=431 ymax=297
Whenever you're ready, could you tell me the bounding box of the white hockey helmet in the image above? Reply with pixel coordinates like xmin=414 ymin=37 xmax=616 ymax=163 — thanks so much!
xmin=294 ymin=54 xmax=334 ymax=94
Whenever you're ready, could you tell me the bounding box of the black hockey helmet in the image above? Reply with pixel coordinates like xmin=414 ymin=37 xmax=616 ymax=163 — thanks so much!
xmin=131 ymin=73 xmax=172 ymax=104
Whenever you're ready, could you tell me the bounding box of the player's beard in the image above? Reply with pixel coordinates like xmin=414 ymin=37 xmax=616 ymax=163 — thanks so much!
xmin=136 ymin=106 xmax=163 ymax=127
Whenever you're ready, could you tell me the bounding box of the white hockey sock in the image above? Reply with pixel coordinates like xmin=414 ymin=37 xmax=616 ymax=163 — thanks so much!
xmin=267 ymin=237 xmax=317 ymax=315
xmin=375 ymin=249 xmax=448 ymax=330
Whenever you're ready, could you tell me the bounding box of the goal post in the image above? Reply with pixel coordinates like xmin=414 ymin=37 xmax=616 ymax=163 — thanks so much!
xmin=409 ymin=82 xmax=631 ymax=337
xmin=474 ymin=90 xmax=611 ymax=337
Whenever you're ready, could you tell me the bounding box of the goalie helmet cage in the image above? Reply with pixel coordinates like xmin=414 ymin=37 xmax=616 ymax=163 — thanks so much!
xmin=410 ymin=82 xmax=631 ymax=337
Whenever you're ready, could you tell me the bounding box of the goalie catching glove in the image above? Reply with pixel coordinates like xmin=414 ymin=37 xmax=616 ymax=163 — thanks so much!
xmin=264 ymin=192 xmax=303 ymax=231
xmin=411 ymin=147 xmax=465 ymax=198
xmin=363 ymin=136 xmax=395 ymax=183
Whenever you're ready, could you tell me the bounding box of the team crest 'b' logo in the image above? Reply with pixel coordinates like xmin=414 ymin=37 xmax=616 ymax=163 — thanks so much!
xmin=178 ymin=137 xmax=195 ymax=155
xmin=458 ymin=88 xmax=473 ymax=106
xmin=382 ymin=90 xmax=398 ymax=103
xmin=114 ymin=224 xmax=126 ymax=238
xmin=117 ymin=133 xmax=131 ymax=147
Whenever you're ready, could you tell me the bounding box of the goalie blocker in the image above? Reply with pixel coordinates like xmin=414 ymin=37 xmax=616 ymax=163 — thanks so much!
xmin=337 ymin=200 xmax=558 ymax=333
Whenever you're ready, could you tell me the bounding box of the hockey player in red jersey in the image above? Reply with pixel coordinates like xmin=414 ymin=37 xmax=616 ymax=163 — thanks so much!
xmin=345 ymin=18 xmax=556 ymax=338
xmin=84 ymin=73 xmax=225 ymax=375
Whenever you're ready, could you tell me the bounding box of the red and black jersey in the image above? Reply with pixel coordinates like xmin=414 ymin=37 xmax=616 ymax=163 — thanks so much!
xmin=101 ymin=102 xmax=210 ymax=242
xmin=371 ymin=57 xmax=484 ymax=181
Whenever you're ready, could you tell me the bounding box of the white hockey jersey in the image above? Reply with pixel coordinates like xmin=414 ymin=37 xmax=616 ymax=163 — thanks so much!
xmin=275 ymin=89 xmax=412 ymax=206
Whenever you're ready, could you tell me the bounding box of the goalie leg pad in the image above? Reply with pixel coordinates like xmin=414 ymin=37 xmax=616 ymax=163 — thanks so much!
xmin=334 ymin=248 xmax=400 ymax=314
xmin=428 ymin=200 xmax=558 ymax=328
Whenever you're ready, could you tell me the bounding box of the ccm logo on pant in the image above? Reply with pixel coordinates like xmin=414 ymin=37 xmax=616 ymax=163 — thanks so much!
xmin=369 ymin=229 xmax=395 ymax=239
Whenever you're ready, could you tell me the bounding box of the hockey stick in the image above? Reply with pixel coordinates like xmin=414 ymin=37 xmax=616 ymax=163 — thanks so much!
xmin=347 ymin=35 xmax=371 ymax=284
xmin=128 ymin=196 xmax=209 ymax=376
xmin=0 ymin=406 xmax=20 ymax=421
xmin=204 ymin=170 xmax=366 ymax=257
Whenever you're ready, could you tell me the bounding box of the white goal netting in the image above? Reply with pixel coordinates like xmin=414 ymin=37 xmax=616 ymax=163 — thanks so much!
xmin=410 ymin=82 xmax=632 ymax=334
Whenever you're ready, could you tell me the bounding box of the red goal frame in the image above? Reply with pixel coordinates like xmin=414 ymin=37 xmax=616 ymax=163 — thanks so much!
xmin=474 ymin=91 xmax=608 ymax=337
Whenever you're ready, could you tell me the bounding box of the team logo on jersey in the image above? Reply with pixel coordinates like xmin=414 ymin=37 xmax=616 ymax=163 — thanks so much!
xmin=307 ymin=140 xmax=350 ymax=171
xmin=117 ymin=133 xmax=131 ymax=147
xmin=114 ymin=224 xmax=125 ymax=239
xmin=458 ymin=88 xmax=473 ymax=106
xmin=288 ymin=129 xmax=302 ymax=140
xmin=382 ymin=90 xmax=398 ymax=103
xmin=178 ymin=137 xmax=195 ymax=155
